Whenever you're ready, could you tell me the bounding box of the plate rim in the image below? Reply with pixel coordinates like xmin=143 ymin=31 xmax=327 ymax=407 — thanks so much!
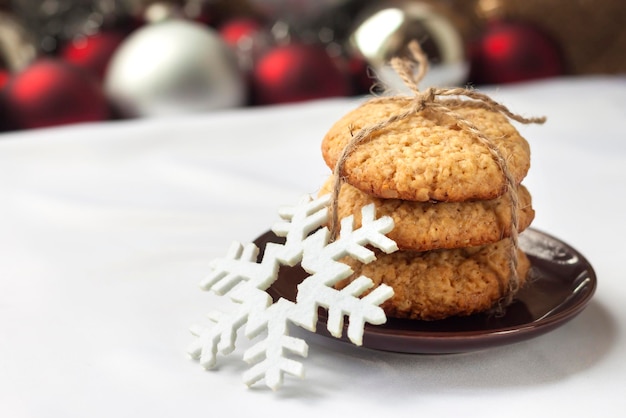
xmin=259 ymin=227 xmax=597 ymax=353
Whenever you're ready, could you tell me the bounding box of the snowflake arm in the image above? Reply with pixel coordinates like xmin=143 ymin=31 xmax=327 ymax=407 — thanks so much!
xmin=242 ymin=299 xmax=308 ymax=390
xmin=188 ymin=288 xmax=273 ymax=368
xmin=199 ymin=242 xmax=264 ymax=293
xmin=272 ymin=194 xmax=331 ymax=265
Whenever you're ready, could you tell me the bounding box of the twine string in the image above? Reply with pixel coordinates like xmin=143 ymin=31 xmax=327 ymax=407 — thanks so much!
xmin=329 ymin=40 xmax=545 ymax=307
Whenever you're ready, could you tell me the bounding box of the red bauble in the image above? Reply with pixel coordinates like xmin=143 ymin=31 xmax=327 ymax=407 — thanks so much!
xmin=2 ymin=59 xmax=110 ymax=130
xmin=251 ymin=43 xmax=350 ymax=105
xmin=469 ymin=20 xmax=565 ymax=85
xmin=0 ymin=69 xmax=10 ymax=131
xmin=61 ymin=31 xmax=128 ymax=80
xmin=0 ymin=69 xmax=9 ymax=90
xmin=0 ymin=71 xmax=9 ymax=132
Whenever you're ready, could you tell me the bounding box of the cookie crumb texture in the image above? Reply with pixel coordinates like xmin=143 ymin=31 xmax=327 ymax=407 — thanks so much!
xmin=321 ymin=97 xmax=531 ymax=202
xmin=337 ymin=240 xmax=531 ymax=320
xmin=321 ymin=177 xmax=535 ymax=251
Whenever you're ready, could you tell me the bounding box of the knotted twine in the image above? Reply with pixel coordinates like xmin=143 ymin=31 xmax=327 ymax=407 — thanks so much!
xmin=329 ymin=40 xmax=546 ymax=309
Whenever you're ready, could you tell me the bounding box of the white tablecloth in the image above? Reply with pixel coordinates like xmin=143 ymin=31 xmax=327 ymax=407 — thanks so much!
xmin=1 ymin=76 xmax=625 ymax=417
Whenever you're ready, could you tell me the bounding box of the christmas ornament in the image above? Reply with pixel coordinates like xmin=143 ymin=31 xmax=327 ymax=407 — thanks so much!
xmin=0 ymin=68 xmax=8 ymax=89
xmin=251 ymin=42 xmax=350 ymax=105
xmin=105 ymin=19 xmax=246 ymax=117
xmin=61 ymin=30 xmax=128 ymax=80
xmin=347 ymin=1 xmax=469 ymax=91
xmin=0 ymin=97 xmax=9 ymax=132
xmin=468 ymin=20 xmax=565 ymax=85
xmin=470 ymin=0 xmax=626 ymax=76
xmin=0 ymin=71 xmax=10 ymax=131
xmin=1 ymin=59 xmax=110 ymax=130
xmin=189 ymin=194 xmax=397 ymax=390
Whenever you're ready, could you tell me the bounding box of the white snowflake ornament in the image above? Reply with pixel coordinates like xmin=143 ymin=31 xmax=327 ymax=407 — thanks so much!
xmin=188 ymin=194 xmax=398 ymax=390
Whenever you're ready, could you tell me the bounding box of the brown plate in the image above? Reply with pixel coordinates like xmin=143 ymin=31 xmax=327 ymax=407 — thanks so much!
xmin=255 ymin=228 xmax=597 ymax=354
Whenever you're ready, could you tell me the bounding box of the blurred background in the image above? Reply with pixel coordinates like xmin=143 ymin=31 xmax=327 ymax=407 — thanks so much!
xmin=0 ymin=0 xmax=624 ymax=132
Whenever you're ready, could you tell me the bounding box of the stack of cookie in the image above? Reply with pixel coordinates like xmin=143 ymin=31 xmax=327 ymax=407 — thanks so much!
xmin=318 ymin=97 xmax=535 ymax=320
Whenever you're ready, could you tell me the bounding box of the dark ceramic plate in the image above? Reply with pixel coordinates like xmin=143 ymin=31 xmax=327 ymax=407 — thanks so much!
xmin=256 ymin=228 xmax=596 ymax=354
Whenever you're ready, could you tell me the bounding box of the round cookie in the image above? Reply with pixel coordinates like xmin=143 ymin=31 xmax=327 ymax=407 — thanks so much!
xmin=321 ymin=97 xmax=531 ymax=202
xmin=336 ymin=239 xmax=531 ymax=321
xmin=320 ymin=177 xmax=535 ymax=251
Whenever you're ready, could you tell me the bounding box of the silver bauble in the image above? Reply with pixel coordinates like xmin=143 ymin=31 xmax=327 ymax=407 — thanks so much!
xmin=349 ymin=1 xmax=468 ymax=91
xmin=105 ymin=19 xmax=246 ymax=118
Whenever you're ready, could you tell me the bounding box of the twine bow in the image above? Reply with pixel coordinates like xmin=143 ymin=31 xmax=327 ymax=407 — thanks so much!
xmin=329 ymin=40 xmax=546 ymax=308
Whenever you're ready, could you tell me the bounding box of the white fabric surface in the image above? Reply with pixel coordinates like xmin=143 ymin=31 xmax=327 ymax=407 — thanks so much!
xmin=1 ymin=76 xmax=625 ymax=417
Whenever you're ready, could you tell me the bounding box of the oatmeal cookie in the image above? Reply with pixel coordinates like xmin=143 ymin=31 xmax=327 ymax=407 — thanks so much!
xmin=320 ymin=177 xmax=534 ymax=251
xmin=336 ymin=239 xmax=531 ymax=320
xmin=321 ymin=97 xmax=531 ymax=202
